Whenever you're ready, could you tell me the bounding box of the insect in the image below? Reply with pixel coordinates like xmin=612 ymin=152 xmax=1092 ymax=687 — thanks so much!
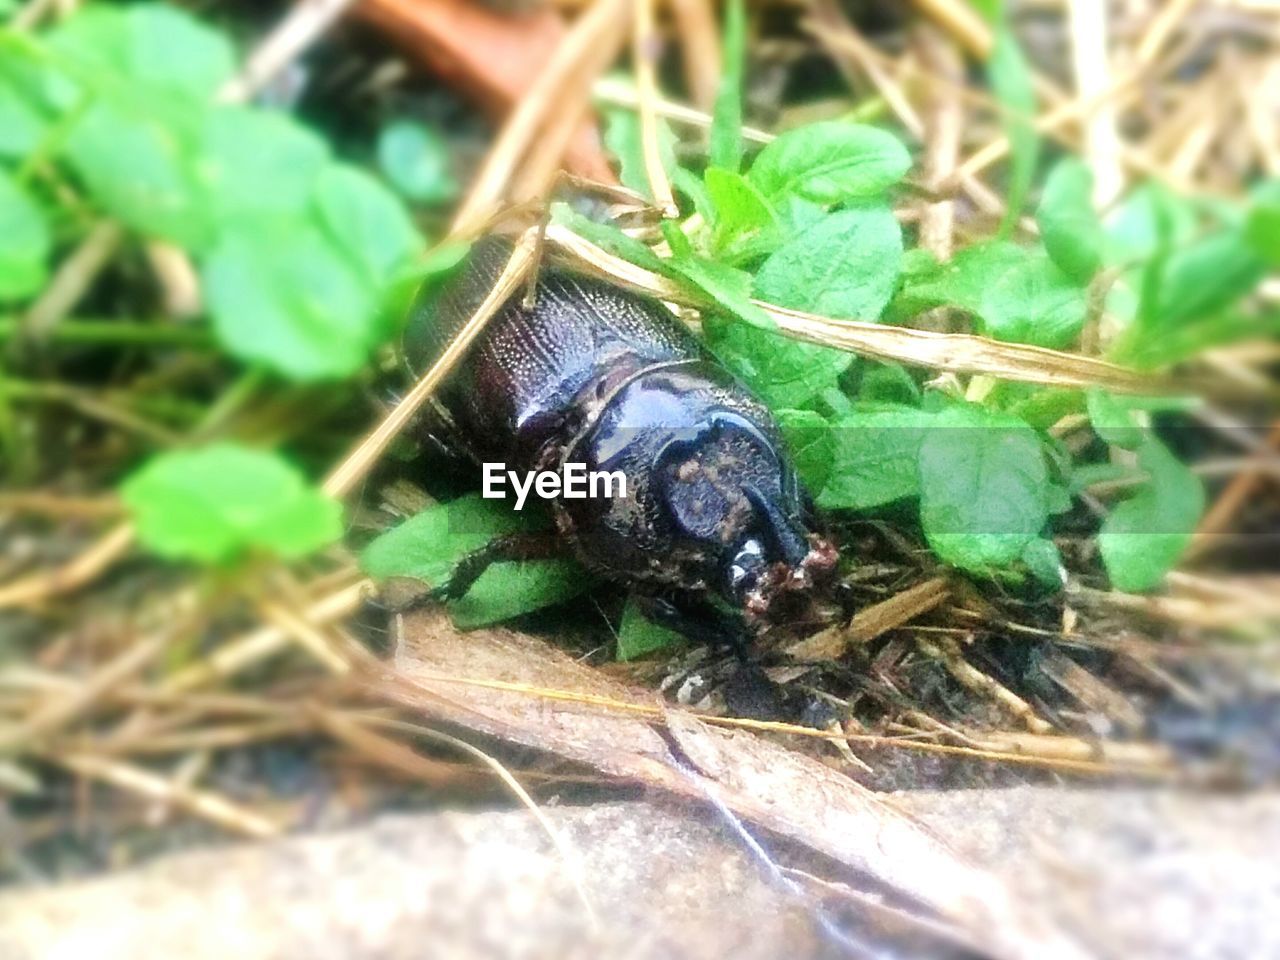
xmin=404 ymin=234 xmax=839 ymax=648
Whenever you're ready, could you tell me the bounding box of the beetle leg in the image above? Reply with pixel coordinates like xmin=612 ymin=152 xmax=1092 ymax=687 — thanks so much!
xmin=434 ymin=532 xmax=563 ymax=601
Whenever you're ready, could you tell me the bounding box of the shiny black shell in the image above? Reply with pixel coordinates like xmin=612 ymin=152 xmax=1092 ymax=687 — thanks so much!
xmin=404 ymin=236 xmax=810 ymax=595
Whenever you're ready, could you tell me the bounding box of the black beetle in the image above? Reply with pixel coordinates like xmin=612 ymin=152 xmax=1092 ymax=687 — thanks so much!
xmin=404 ymin=235 xmax=838 ymax=647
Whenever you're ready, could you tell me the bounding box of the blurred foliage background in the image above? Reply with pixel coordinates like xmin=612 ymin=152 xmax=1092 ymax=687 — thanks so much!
xmin=0 ymin=0 xmax=1277 ymax=893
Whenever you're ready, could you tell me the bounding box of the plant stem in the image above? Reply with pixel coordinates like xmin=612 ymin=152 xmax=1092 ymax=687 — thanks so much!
xmin=0 ymin=317 xmax=213 ymax=349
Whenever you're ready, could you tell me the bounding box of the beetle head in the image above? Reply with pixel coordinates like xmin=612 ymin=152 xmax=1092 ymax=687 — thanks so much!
xmin=655 ymin=412 xmax=838 ymax=627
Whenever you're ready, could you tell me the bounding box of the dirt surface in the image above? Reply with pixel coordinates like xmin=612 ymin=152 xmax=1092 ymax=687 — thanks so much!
xmin=1 ymin=786 xmax=1276 ymax=960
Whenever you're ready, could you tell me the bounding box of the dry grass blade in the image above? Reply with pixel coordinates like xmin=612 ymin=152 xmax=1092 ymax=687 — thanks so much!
xmin=667 ymin=0 xmax=720 ymax=112
xmin=450 ymin=0 xmax=630 ymax=236
xmin=257 ymin=599 xmax=353 ymax=677
xmin=547 ymin=224 xmax=1169 ymax=393
xmin=1190 ymin=420 xmax=1280 ymax=547
xmin=217 ymin=0 xmax=361 ymax=103
xmin=0 ymin=521 xmax=135 ymax=610
xmin=593 ymin=75 xmax=773 ymax=143
xmin=906 ymin=0 xmax=992 ymax=58
xmin=381 ymin=611 xmax=1090 ymax=957
xmin=916 ymin=636 xmax=1053 ymax=735
xmin=163 ymin=577 xmax=369 ymax=693
xmin=53 ymin=753 xmax=280 ymax=839
xmin=0 ymin=628 xmax=174 ymax=752
xmin=323 ymin=232 xmax=537 ymax=498
xmin=20 ymin=222 xmax=124 ymax=341
xmin=787 ymin=576 xmax=952 ymax=661
xmin=632 ymin=0 xmax=678 ymax=217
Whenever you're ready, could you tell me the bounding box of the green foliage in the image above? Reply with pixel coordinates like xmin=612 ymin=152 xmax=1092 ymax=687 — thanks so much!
xmin=661 ymin=220 xmax=773 ymax=328
xmin=709 ymin=0 xmax=745 ymax=173
xmin=899 ymin=241 xmax=1086 ymax=348
xmin=754 ymin=205 xmax=902 ymax=319
xmin=0 ymin=2 xmax=424 ymax=378
xmin=122 ymin=444 xmax=343 ymax=565
xmin=360 ymin=494 xmax=594 ymax=628
xmin=201 ymin=220 xmax=380 ymax=380
xmin=918 ymin=405 xmax=1051 ymax=575
xmin=0 ymin=169 xmax=51 ymax=301
xmin=616 ymin=597 xmax=685 ymax=661
xmin=747 ymin=122 xmax=911 ymax=205
xmin=604 ymin=105 xmax=677 ymax=200
xmin=449 ymin=560 xmax=591 ymax=629
xmin=0 ymin=34 xmax=62 ymax=158
xmin=376 ymin=119 xmax=457 ymax=204
xmin=46 ymin=3 xmax=234 ymax=101
xmin=819 ymin=406 xmax=935 ymax=511
xmin=704 ymin=167 xmax=781 ymax=263
xmin=1098 ymin=438 xmax=1205 ymax=592
xmin=1036 ymin=158 xmax=1102 ymax=283
xmin=10 ymin=2 xmax=1252 ymax=640
xmin=1245 ymin=180 xmax=1280 ymax=264
xmin=197 ymin=106 xmax=330 ymax=225
xmin=702 ymin=205 xmax=901 ymax=407
xmin=986 ymin=25 xmax=1039 ymax=228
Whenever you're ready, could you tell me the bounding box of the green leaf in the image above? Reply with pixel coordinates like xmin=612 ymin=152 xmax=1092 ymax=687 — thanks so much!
xmin=747 ymin=122 xmax=910 ymax=205
xmin=1021 ymin=537 xmax=1065 ymax=591
xmin=47 ymin=3 xmax=234 ymax=102
xmin=776 ymin=408 xmax=835 ymax=495
xmin=702 ymin=314 xmax=848 ymax=409
xmin=1085 ymin=389 xmax=1144 ymax=450
xmin=550 ymin=202 xmax=666 ymax=273
xmin=919 ymin=405 xmax=1050 ymax=574
xmin=62 ymin=93 xmax=208 ymax=247
xmin=897 ymin=240 xmax=1024 ymax=315
xmin=604 ymin=105 xmax=677 ymax=201
xmin=705 ymin=205 xmax=901 ymax=407
xmin=899 ymin=240 xmax=1085 ymax=348
xmin=709 ymin=0 xmax=745 ymax=173
xmin=122 ymin=444 xmax=342 ymax=565
xmin=313 ymin=164 xmax=424 ymax=289
xmin=755 ymin=205 xmax=902 ymax=319
xmin=0 ymin=34 xmax=61 ymax=159
xmin=818 ymin=406 xmax=935 ymax=511
xmin=1142 ymin=228 xmax=1266 ymax=331
xmin=201 ymin=220 xmax=379 ymax=380
xmin=978 ymin=254 xmax=1086 ymax=348
xmin=1103 ymin=182 xmax=1198 ymax=265
xmin=1036 ymin=157 xmax=1102 ymax=283
xmin=0 ymin=169 xmax=51 ymax=301
xmin=360 ymin=494 xmax=590 ymax=628
xmin=361 ymin=493 xmax=545 ymax=585
xmin=449 ymin=559 xmax=592 ymax=628
xmin=1244 ymin=180 xmax=1280 ymax=264
xmin=987 ymin=25 xmax=1038 ymax=230
xmin=704 ymin=167 xmax=782 ymax=263
xmin=661 ymin=221 xmax=773 ymax=328
xmin=195 ymin=106 xmax=330 ymax=226
xmin=1099 ymin=438 xmax=1205 ymax=592
xmin=858 ymin=363 xmax=920 ymax=406
xmin=377 ymin=119 xmax=458 ymax=204
xmin=616 ymin=596 xmax=684 ymax=660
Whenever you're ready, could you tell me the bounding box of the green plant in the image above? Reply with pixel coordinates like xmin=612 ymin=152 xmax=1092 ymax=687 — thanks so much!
xmin=0 ymin=3 xmax=454 ymax=571
xmin=123 ymin=443 xmax=343 ymax=565
xmin=0 ymin=3 xmax=427 ymax=379
xmin=363 ymin=0 xmax=1276 ymax=656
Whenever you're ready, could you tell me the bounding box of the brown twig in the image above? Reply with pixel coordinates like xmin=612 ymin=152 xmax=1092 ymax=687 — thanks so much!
xmin=53 ymin=753 xmax=281 ymax=838
xmin=0 ymin=521 xmax=135 ymax=610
